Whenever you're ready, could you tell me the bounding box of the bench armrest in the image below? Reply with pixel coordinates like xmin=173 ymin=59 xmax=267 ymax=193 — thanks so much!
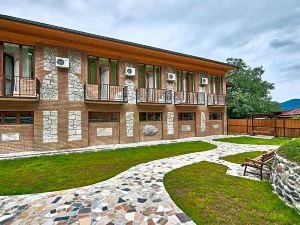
xmin=245 ymin=158 xmax=264 ymax=166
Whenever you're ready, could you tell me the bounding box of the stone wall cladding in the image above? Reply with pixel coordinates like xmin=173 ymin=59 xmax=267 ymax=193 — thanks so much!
xmin=125 ymin=79 xmax=136 ymax=104
xmin=68 ymin=111 xmax=82 ymax=141
xmin=41 ymin=47 xmax=59 ymax=100
xmin=126 ymin=112 xmax=134 ymax=137
xmin=43 ymin=111 xmax=58 ymax=143
xmin=167 ymin=112 xmax=174 ymax=135
xmin=270 ymin=154 xmax=300 ymax=212
xmin=200 ymin=112 xmax=206 ymax=132
xmin=97 ymin=128 xmax=113 ymax=137
xmin=68 ymin=51 xmax=84 ymax=101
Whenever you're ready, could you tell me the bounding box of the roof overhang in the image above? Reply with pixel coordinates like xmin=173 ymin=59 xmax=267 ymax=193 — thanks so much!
xmin=0 ymin=14 xmax=237 ymax=75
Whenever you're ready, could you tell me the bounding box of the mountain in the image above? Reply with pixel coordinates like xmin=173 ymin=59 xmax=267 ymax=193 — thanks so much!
xmin=281 ymin=99 xmax=300 ymax=111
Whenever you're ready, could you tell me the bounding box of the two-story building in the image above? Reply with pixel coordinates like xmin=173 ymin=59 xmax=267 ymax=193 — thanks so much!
xmin=0 ymin=15 xmax=236 ymax=152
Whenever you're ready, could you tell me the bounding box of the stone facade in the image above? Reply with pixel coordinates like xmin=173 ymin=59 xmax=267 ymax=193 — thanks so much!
xmin=1 ymin=133 xmax=19 ymax=141
xmin=41 ymin=47 xmax=59 ymax=100
xmin=200 ymin=112 xmax=206 ymax=132
xmin=142 ymin=125 xmax=159 ymax=136
xmin=68 ymin=51 xmax=84 ymax=101
xmin=125 ymin=79 xmax=136 ymax=104
xmin=43 ymin=111 xmax=58 ymax=143
xmin=97 ymin=128 xmax=113 ymax=137
xmin=270 ymin=154 xmax=300 ymax=212
xmin=68 ymin=111 xmax=82 ymax=141
xmin=126 ymin=112 xmax=134 ymax=137
xmin=167 ymin=112 xmax=174 ymax=135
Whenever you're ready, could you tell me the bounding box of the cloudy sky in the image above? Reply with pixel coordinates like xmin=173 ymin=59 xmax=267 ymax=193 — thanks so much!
xmin=1 ymin=0 xmax=299 ymax=102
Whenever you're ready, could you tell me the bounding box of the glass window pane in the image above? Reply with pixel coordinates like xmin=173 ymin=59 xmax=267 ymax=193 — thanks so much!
xmin=139 ymin=112 xmax=147 ymax=121
xmin=22 ymin=46 xmax=34 ymax=79
xmin=176 ymin=70 xmax=181 ymax=91
xmin=20 ymin=111 xmax=33 ymax=124
xmin=138 ymin=64 xmax=145 ymax=88
xmin=4 ymin=112 xmax=17 ymax=124
xmin=99 ymin=58 xmax=109 ymax=66
xmin=111 ymin=60 xmax=118 ymax=86
xmin=146 ymin=65 xmax=153 ymax=72
xmin=88 ymin=56 xmax=97 ymax=84
xmin=155 ymin=66 xmax=161 ymax=89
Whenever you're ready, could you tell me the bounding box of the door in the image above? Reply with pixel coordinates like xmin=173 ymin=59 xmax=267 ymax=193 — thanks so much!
xmin=100 ymin=65 xmax=109 ymax=100
xmin=4 ymin=54 xmax=14 ymax=96
xmin=147 ymin=70 xmax=154 ymax=101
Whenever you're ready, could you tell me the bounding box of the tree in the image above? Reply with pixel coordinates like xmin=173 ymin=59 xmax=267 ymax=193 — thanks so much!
xmin=226 ymin=58 xmax=281 ymax=118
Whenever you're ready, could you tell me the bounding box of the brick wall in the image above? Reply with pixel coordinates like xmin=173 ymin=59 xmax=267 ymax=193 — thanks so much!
xmin=0 ymin=43 xmax=227 ymax=153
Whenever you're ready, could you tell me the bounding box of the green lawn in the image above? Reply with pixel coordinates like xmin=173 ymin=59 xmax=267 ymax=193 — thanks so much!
xmin=164 ymin=161 xmax=300 ymax=225
xmin=214 ymin=136 xmax=291 ymax=145
xmin=0 ymin=141 xmax=215 ymax=195
xmin=278 ymin=138 xmax=300 ymax=164
xmin=221 ymin=151 xmax=263 ymax=164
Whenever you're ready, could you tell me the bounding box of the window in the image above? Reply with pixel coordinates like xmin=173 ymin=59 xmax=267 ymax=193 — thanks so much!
xmin=0 ymin=111 xmax=34 ymax=125
xmin=178 ymin=112 xmax=195 ymax=121
xmin=88 ymin=56 xmax=119 ymax=85
xmin=176 ymin=70 xmax=194 ymax=92
xmin=139 ymin=112 xmax=162 ymax=121
xmin=138 ymin=64 xmax=161 ymax=89
xmin=1 ymin=43 xmax=35 ymax=96
xmin=209 ymin=112 xmax=223 ymax=120
xmin=208 ymin=75 xmax=223 ymax=94
xmin=88 ymin=112 xmax=119 ymax=122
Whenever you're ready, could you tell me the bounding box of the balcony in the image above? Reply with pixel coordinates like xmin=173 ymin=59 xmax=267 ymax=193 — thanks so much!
xmin=84 ymin=83 xmax=128 ymax=103
xmin=0 ymin=76 xmax=40 ymax=101
xmin=175 ymin=91 xmax=205 ymax=105
xmin=207 ymin=94 xmax=226 ymax=106
xmin=136 ymin=88 xmax=172 ymax=104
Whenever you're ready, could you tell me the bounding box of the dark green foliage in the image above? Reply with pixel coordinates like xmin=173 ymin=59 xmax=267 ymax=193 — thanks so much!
xmin=226 ymin=58 xmax=281 ymax=118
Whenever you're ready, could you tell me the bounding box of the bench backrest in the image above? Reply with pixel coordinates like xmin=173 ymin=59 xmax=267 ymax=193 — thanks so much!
xmin=262 ymin=150 xmax=276 ymax=163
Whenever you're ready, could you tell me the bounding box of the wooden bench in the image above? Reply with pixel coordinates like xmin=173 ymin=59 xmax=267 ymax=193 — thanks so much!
xmin=241 ymin=150 xmax=276 ymax=180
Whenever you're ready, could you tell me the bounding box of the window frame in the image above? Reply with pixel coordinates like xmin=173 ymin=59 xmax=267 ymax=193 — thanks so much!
xmin=178 ymin=112 xmax=195 ymax=121
xmin=138 ymin=63 xmax=161 ymax=89
xmin=0 ymin=111 xmax=34 ymax=125
xmin=139 ymin=112 xmax=162 ymax=122
xmin=176 ymin=69 xmax=195 ymax=92
xmin=87 ymin=55 xmax=119 ymax=86
xmin=1 ymin=42 xmax=35 ymax=96
xmin=209 ymin=112 xmax=223 ymax=120
xmin=88 ymin=112 xmax=120 ymax=122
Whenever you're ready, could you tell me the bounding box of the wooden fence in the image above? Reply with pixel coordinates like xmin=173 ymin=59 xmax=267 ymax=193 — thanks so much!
xmin=227 ymin=119 xmax=300 ymax=138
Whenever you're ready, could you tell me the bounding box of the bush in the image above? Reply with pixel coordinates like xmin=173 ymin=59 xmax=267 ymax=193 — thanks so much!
xmin=291 ymin=115 xmax=300 ymax=120
xmin=278 ymin=138 xmax=300 ymax=164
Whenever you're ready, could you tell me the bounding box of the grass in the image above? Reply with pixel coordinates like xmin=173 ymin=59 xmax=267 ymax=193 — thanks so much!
xmin=278 ymin=138 xmax=300 ymax=164
xmin=221 ymin=151 xmax=263 ymax=164
xmin=0 ymin=141 xmax=215 ymax=195
xmin=214 ymin=136 xmax=291 ymax=145
xmin=164 ymin=161 xmax=300 ymax=225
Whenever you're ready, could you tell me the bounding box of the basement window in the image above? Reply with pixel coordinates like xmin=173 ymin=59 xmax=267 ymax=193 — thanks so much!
xmin=139 ymin=112 xmax=162 ymax=121
xmin=0 ymin=111 xmax=34 ymax=125
xmin=178 ymin=112 xmax=195 ymax=121
xmin=209 ymin=112 xmax=223 ymax=120
xmin=88 ymin=112 xmax=119 ymax=122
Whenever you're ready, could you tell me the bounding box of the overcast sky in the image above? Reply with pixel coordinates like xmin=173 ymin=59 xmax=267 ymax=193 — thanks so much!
xmin=1 ymin=0 xmax=299 ymax=102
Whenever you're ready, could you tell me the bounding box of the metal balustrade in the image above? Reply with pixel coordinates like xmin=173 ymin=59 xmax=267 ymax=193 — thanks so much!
xmin=0 ymin=76 xmax=40 ymax=99
xmin=174 ymin=91 xmax=205 ymax=105
xmin=136 ymin=88 xmax=172 ymax=104
xmin=207 ymin=94 xmax=226 ymax=106
xmin=84 ymin=83 xmax=128 ymax=102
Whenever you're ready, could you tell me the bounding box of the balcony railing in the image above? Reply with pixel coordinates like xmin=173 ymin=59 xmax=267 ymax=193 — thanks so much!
xmin=136 ymin=88 xmax=172 ymax=104
xmin=207 ymin=94 xmax=226 ymax=106
xmin=174 ymin=91 xmax=205 ymax=105
xmin=84 ymin=83 xmax=128 ymax=102
xmin=0 ymin=76 xmax=40 ymax=99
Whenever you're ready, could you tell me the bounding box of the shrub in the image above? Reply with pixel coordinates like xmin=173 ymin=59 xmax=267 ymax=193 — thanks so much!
xmin=278 ymin=138 xmax=300 ymax=164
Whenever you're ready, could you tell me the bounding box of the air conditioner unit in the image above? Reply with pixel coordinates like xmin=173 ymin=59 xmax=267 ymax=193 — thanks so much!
xmin=56 ymin=57 xmax=69 ymax=68
xmin=167 ymin=72 xmax=176 ymax=81
xmin=201 ymin=77 xmax=209 ymax=85
xmin=125 ymin=67 xmax=135 ymax=76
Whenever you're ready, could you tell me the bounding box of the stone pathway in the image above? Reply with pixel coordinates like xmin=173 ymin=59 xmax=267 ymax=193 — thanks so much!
xmin=0 ymin=135 xmax=278 ymax=225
